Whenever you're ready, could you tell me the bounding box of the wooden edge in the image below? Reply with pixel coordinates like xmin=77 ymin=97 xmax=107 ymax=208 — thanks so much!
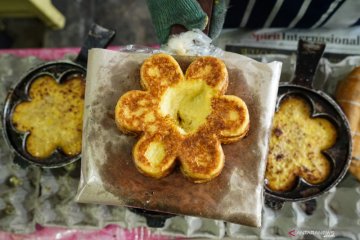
xmin=29 ymin=0 xmax=65 ymax=29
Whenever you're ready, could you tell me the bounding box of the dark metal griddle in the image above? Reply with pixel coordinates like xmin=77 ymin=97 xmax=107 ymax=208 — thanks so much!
xmin=265 ymin=40 xmax=352 ymax=207
xmin=2 ymin=24 xmax=115 ymax=168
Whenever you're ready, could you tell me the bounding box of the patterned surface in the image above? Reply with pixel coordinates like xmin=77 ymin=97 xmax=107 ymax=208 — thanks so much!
xmin=0 ymin=54 xmax=43 ymax=234
xmin=0 ymin=52 xmax=360 ymax=239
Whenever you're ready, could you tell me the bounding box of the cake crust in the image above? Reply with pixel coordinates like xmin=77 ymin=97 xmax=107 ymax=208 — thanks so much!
xmin=12 ymin=75 xmax=85 ymax=158
xmin=115 ymin=53 xmax=250 ymax=182
xmin=266 ymin=96 xmax=337 ymax=191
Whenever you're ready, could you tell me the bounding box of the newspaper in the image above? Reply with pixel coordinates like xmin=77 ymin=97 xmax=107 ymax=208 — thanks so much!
xmin=214 ymin=27 xmax=360 ymax=62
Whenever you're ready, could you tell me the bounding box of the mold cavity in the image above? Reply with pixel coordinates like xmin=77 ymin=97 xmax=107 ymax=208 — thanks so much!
xmin=160 ymin=80 xmax=216 ymax=134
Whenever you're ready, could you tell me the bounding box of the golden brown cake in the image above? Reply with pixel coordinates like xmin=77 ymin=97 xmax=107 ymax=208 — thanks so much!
xmin=115 ymin=53 xmax=250 ymax=183
xmin=265 ymin=96 xmax=337 ymax=191
xmin=335 ymin=66 xmax=360 ymax=181
xmin=12 ymin=75 xmax=85 ymax=158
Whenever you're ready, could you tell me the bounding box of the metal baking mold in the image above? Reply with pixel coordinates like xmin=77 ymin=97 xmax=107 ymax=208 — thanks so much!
xmin=264 ymin=40 xmax=352 ymax=205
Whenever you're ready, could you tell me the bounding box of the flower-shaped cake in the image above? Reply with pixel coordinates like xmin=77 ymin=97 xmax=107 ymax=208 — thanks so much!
xmin=12 ymin=75 xmax=85 ymax=158
xmin=115 ymin=53 xmax=250 ymax=183
xmin=265 ymin=96 xmax=337 ymax=191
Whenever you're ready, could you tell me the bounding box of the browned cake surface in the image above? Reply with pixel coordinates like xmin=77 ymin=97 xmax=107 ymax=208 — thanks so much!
xmin=12 ymin=75 xmax=85 ymax=158
xmin=265 ymin=96 xmax=337 ymax=191
xmin=115 ymin=53 xmax=250 ymax=183
xmin=86 ymin=50 xmax=274 ymax=226
xmin=350 ymin=159 xmax=360 ymax=181
xmin=335 ymin=66 xmax=360 ymax=181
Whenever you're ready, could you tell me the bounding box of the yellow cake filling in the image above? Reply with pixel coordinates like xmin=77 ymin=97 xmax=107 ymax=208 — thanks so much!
xmin=12 ymin=75 xmax=85 ymax=158
xmin=160 ymin=80 xmax=216 ymax=134
xmin=266 ymin=96 xmax=337 ymax=191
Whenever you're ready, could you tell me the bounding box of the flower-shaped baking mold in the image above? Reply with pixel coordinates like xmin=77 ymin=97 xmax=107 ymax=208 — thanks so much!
xmin=115 ymin=53 xmax=250 ymax=183
xmin=12 ymin=75 xmax=85 ymax=158
xmin=265 ymin=96 xmax=337 ymax=191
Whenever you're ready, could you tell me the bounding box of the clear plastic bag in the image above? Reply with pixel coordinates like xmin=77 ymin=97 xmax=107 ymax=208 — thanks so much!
xmin=75 ymin=38 xmax=282 ymax=227
xmin=118 ymin=29 xmax=224 ymax=57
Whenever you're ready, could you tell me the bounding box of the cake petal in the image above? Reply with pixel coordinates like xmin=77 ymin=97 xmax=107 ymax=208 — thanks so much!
xmin=209 ymin=95 xmax=250 ymax=143
xmin=133 ymin=133 xmax=179 ymax=178
xmin=179 ymin=133 xmax=224 ymax=183
xmin=140 ymin=53 xmax=184 ymax=96
xmin=115 ymin=90 xmax=160 ymax=133
xmin=185 ymin=56 xmax=228 ymax=94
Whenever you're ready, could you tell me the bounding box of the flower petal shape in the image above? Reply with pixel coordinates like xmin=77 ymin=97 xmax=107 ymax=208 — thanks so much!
xmin=185 ymin=56 xmax=228 ymax=94
xmin=12 ymin=75 xmax=85 ymax=158
xmin=266 ymin=96 xmax=336 ymax=191
xmin=140 ymin=53 xmax=184 ymax=96
xmin=179 ymin=133 xmax=224 ymax=183
xmin=133 ymin=132 xmax=180 ymax=178
xmin=115 ymin=90 xmax=160 ymax=134
xmin=115 ymin=53 xmax=250 ymax=183
xmin=209 ymin=95 xmax=250 ymax=143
